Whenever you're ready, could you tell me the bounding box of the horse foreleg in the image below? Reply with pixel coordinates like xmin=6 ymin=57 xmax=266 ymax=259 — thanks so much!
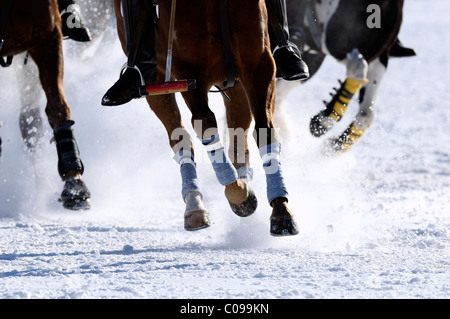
xmin=28 ymin=29 xmax=90 ymax=210
xmin=310 ymin=48 xmax=369 ymax=137
xmin=147 ymin=94 xmax=210 ymax=230
xmin=328 ymin=56 xmax=387 ymax=153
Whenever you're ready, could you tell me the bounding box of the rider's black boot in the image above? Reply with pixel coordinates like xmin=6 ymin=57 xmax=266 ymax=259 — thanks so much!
xmin=266 ymin=0 xmax=309 ymax=81
xmin=58 ymin=0 xmax=92 ymax=42
xmin=102 ymin=0 xmax=157 ymax=106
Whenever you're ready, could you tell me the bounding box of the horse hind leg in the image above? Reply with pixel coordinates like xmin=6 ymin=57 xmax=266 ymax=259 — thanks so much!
xmin=240 ymin=50 xmax=299 ymax=236
xmin=28 ymin=28 xmax=91 ymax=210
xmin=223 ymin=82 xmax=258 ymax=217
xmin=327 ymin=56 xmax=387 ymax=153
xmin=177 ymin=151 xmax=211 ymax=230
xmin=16 ymin=56 xmax=45 ymax=154
xmin=147 ymin=94 xmax=210 ymax=230
xmin=172 ymin=128 xmax=211 ymax=231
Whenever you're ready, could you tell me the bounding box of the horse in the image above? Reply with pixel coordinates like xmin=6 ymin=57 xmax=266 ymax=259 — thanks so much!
xmin=0 ymin=0 xmax=91 ymax=210
xmin=13 ymin=0 xmax=115 ymax=158
xmin=276 ymin=0 xmax=415 ymax=153
xmin=112 ymin=0 xmax=299 ymax=236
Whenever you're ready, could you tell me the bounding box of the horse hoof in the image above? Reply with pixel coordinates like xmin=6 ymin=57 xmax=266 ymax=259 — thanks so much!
xmin=62 ymin=198 xmax=92 ymax=210
xmin=225 ymin=179 xmax=257 ymax=217
xmin=60 ymin=178 xmax=91 ymax=211
xmin=310 ymin=114 xmax=328 ymax=137
xmin=270 ymin=216 xmax=299 ymax=237
xmin=184 ymin=210 xmax=211 ymax=231
xmin=270 ymin=197 xmax=299 ymax=236
xmin=228 ymin=188 xmax=257 ymax=217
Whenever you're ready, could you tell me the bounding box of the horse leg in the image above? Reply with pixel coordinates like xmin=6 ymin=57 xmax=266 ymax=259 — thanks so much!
xmin=181 ymin=84 xmax=254 ymax=218
xmin=310 ymin=48 xmax=369 ymax=138
xmin=223 ymin=82 xmax=258 ymax=217
xmin=240 ymin=50 xmax=299 ymax=236
xmin=328 ymin=56 xmax=388 ymax=153
xmin=15 ymin=56 xmax=45 ymax=154
xmin=27 ymin=28 xmax=90 ymax=210
xmin=146 ymin=94 xmax=210 ymax=231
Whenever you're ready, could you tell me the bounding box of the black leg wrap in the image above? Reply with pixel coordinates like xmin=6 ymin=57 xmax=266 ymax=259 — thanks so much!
xmin=54 ymin=120 xmax=84 ymax=180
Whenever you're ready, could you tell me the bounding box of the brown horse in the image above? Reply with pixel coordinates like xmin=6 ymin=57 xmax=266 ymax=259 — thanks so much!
xmin=112 ymin=0 xmax=299 ymax=236
xmin=0 ymin=0 xmax=91 ymax=210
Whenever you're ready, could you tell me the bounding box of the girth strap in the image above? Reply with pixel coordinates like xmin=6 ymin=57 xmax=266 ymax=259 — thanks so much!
xmin=0 ymin=0 xmax=13 ymax=67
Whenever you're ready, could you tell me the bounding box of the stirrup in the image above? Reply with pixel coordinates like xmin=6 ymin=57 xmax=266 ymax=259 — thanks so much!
xmin=272 ymin=41 xmax=302 ymax=57
xmin=120 ymin=63 xmax=146 ymax=86
xmin=120 ymin=63 xmax=148 ymax=98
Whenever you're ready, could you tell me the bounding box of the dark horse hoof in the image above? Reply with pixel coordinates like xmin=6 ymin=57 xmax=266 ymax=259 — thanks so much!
xmin=310 ymin=112 xmax=329 ymax=137
xmin=60 ymin=178 xmax=91 ymax=210
xmin=270 ymin=197 xmax=299 ymax=237
xmin=229 ymin=188 xmax=258 ymax=217
xmin=270 ymin=216 xmax=299 ymax=237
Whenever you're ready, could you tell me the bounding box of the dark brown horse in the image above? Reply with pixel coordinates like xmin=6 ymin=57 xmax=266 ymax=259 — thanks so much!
xmin=0 ymin=0 xmax=90 ymax=209
xmin=112 ymin=0 xmax=298 ymax=236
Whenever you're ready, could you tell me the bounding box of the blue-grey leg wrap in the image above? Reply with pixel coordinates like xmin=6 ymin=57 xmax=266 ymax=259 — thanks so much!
xmin=202 ymin=134 xmax=238 ymax=186
xmin=173 ymin=149 xmax=201 ymax=200
xmin=237 ymin=166 xmax=254 ymax=182
xmin=54 ymin=120 xmax=84 ymax=180
xmin=259 ymin=142 xmax=288 ymax=204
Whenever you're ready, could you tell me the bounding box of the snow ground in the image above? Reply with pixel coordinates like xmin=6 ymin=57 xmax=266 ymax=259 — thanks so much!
xmin=0 ymin=0 xmax=448 ymax=300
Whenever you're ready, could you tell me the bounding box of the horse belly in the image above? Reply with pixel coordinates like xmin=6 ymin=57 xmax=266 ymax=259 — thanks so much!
xmin=1 ymin=0 xmax=60 ymax=56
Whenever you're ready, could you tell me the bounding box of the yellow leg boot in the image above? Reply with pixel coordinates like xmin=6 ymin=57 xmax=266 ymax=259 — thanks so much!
xmin=310 ymin=77 xmax=368 ymax=137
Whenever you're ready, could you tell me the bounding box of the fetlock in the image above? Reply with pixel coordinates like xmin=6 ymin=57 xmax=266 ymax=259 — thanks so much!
xmin=53 ymin=120 xmax=84 ymax=180
xmin=336 ymin=123 xmax=366 ymax=152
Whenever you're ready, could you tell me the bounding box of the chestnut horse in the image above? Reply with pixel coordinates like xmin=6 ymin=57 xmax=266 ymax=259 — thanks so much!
xmin=112 ymin=0 xmax=299 ymax=236
xmin=0 ymin=0 xmax=91 ymax=209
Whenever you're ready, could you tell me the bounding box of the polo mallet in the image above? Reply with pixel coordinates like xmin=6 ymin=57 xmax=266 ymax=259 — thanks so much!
xmin=144 ymin=0 xmax=196 ymax=95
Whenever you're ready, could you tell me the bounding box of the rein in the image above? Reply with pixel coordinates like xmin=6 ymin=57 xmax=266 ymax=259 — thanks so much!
xmin=0 ymin=0 xmax=13 ymax=67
